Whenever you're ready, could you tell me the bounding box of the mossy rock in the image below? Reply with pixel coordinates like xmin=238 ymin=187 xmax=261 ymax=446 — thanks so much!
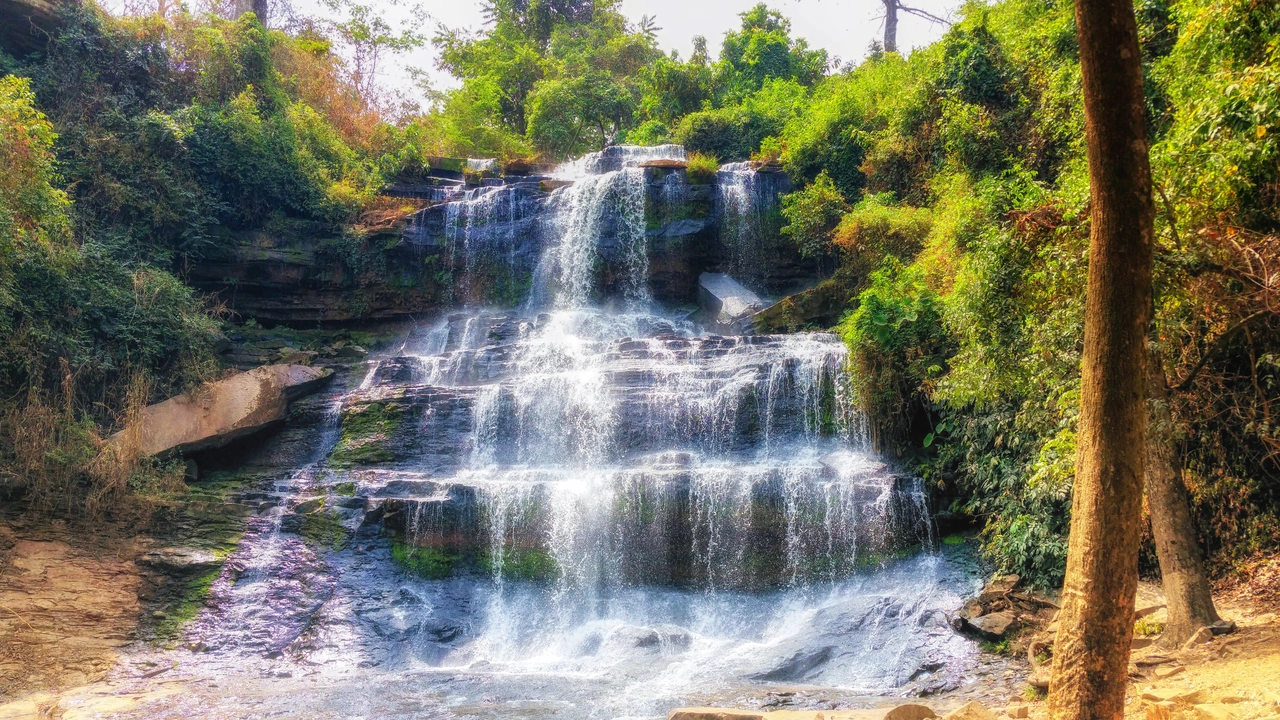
xmin=329 ymin=402 xmax=402 ymax=467
xmin=392 ymin=539 xmax=460 ymax=579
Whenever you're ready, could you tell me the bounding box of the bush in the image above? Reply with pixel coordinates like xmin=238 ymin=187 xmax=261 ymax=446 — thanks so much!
xmin=684 ymin=151 xmax=719 ymax=184
xmin=780 ymin=171 xmax=849 ymax=259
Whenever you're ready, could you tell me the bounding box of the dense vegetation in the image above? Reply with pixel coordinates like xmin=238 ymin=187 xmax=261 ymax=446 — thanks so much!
xmin=1 ymin=0 xmax=1276 ymax=590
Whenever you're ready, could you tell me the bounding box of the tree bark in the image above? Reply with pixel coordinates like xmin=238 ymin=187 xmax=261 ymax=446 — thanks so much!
xmin=1146 ymin=347 xmax=1221 ymax=646
xmin=883 ymin=0 xmax=898 ymax=53
xmin=1047 ymin=0 xmax=1155 ymax=716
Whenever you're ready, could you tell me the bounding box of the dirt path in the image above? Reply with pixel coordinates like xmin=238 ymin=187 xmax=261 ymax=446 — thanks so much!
xmin=0 ymin=524 xmax=142 ymax=701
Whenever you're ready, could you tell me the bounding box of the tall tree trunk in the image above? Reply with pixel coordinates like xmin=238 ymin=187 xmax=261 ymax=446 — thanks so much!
xmin=882 ymin=0 xmax=898 ymax=53
xmin=1146 ymin=347 xmax=1221 ymax=646
xmin=1047 ymin=0 xmax=1155 ymax=716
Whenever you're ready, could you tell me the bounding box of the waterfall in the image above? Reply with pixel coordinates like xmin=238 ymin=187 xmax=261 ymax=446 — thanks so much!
xmin=142 ymin=144 xmax=983 ymax=720
xmin=715 ymin=162 xmax=791 ymax=287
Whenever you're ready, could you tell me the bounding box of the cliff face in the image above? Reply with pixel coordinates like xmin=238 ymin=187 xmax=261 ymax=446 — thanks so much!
xmin=187 ymin=159 xmax=815 ymax=326
xmin=0 ymin=0 xmax=66 ymax=55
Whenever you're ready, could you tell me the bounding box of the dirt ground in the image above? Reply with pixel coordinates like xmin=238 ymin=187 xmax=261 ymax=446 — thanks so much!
xmin=0 ymin=523 xmax=143 ymax=702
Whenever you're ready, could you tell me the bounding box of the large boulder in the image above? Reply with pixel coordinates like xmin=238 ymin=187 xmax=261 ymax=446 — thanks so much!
xmin=698 ymin=273 xmax=765 ymax=334
xmin=109 ymin=364 xmax=332 ymax=457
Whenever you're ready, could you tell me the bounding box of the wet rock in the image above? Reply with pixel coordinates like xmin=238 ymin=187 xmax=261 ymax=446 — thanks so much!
xmin=751 ymin=646 xmax=834 ymax=681
xmin=109 ymin=364 xmax=333 ymax=457
xmin=697 ymin=273 xmax=765 ymax=334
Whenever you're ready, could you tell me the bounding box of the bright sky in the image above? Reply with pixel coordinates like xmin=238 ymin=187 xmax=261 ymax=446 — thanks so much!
xmin=288 ymin=0 xmax=962 ymax=107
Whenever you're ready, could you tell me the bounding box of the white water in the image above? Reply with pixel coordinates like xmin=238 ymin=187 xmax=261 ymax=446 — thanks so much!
xmin=107 ymin=146 xmax=986 ymax=720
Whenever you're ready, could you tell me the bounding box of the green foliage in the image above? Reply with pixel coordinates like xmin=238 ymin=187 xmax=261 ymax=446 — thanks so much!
xmin=715 ymin=4 xmax=827 ymax=104
xmin=780 ymin=171 xmax=849 ymax=259
xmin=684 ymin=152 xmax=719 ymax=184
xmin=832 ymin=193 xmax=933 ymax=270
xmin=839 ymin=259 xmax=951 ymax=453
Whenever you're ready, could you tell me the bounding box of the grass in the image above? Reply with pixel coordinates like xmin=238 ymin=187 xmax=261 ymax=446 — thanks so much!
xmin=979 ymin=637 xmax=1012 ymax=655
xmin=685 ymin=152 xmax=719 ymax=184
xmin=1134 ymin=615 xmax=1166 ymax=637
xmin=942 ymin=534 xmax=967 ymax=546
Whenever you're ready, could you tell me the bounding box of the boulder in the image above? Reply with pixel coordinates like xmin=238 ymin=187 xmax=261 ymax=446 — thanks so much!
xmin=698 ymin=273 xmax=765 ymax=334
xmin=941 ymin=702 xmax=997 ymax=720
xmin=752 ymin=274 xmax=857 ymax=333
xmin=109 ymin=364 xmax=332 ymax=457
xmin=1182 ymin=626 xmax=1214 ymax=649
xmin=960 ymin=610 xmax=1017 ymax=640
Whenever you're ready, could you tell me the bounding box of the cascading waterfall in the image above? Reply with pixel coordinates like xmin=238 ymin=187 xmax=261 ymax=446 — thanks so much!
xmin=716 ymin=161 xmax=791 ymax=286
xmin=129 ymin=145 xmax=985 ymax=720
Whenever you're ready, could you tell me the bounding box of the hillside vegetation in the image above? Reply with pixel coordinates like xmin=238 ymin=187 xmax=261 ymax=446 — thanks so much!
xmin=0 ymin=0 xmax=1277 ymax=589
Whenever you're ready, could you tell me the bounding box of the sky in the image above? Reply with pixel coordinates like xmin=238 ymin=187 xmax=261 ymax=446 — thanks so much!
xmin=288 ymin=0 xmax=963 ymax=107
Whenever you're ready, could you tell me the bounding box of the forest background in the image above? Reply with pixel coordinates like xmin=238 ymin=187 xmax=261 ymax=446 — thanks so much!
xmin=1 ymin=0 xmax=1277 ymax=590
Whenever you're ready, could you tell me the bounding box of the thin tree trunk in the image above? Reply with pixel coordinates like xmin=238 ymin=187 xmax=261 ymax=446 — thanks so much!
xmin=1146 ymin=347 xmax=1221 ymax=646
xmin=1047 ymin=0 xmax=1155 ymax=715
xmin=883 ymin=0 xmax=898 ymax=53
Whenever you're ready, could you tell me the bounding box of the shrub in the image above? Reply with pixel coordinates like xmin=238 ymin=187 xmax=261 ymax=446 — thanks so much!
xmin=684 ymin=152 xmax=719 ymax=184
xmin=780 ymin=171 xmax=849 ymax=259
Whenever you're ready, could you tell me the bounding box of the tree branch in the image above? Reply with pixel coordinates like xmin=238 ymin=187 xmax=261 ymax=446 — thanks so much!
xmin=1173 ymin=310 xmax=1271 ymax=392
xmin=897 ymin=4 xmax=949 ymax=24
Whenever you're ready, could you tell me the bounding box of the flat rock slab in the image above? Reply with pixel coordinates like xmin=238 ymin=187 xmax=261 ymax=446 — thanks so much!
xmin=962 ymin=610 xmax=1017 ymax=640
xmin=110 ymin=364 xmax=332 ymax=457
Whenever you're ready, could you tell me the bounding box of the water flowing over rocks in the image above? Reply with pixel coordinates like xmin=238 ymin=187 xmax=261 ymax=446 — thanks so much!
xmin=22 ymin=145 xmax=1012 ymax=719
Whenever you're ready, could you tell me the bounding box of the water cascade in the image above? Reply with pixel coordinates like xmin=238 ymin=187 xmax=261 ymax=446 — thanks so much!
xmin=131 ymin=146 xmax=987 ymax=720
xmin=716 ymin=161 xmax=793 ymax=286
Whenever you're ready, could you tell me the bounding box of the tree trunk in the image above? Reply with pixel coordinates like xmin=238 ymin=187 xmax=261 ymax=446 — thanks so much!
xmin=883 ymin=0 xmax=898 ymax=53
xmin=1047 ymin=0 xmax=1155 ymax=716
xmin=1146 ymin=348 xmax=1221 ymax=646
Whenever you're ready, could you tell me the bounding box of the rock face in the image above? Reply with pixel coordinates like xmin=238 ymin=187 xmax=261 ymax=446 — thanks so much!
xmin=0 ymin=0 xmax=63 ymax=56
xmin=188 ymin=147 xmax=815 ymax=323
xmin=698 ymin=272 xmax=766 ymax=333
xmin=110 ymin=364 xmax=332 ymax=457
